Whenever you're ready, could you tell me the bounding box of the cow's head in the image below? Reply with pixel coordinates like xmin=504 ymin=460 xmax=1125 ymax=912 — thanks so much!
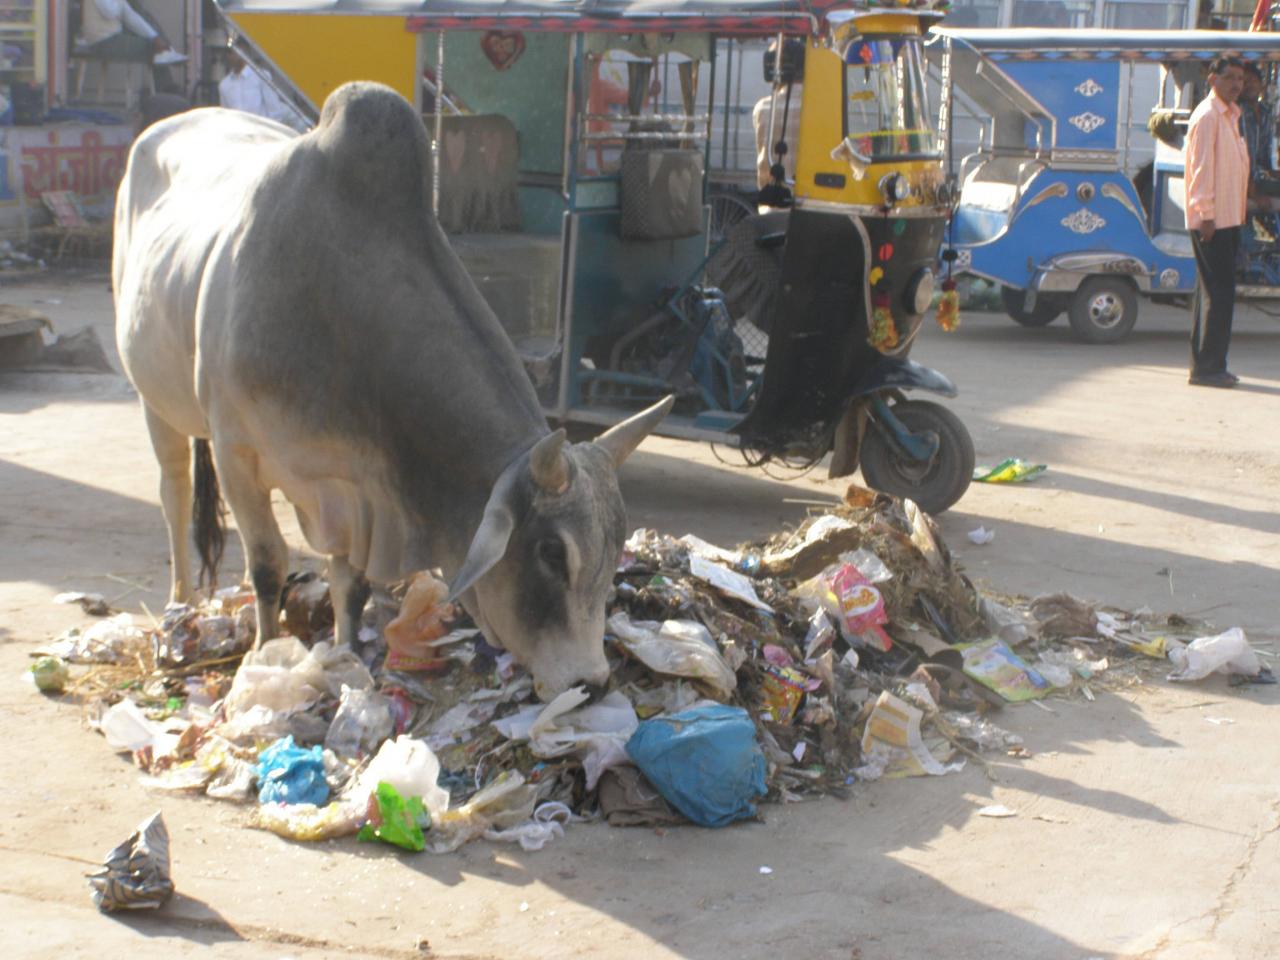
xmin=449 ymin=397 xmax=673 ymax=701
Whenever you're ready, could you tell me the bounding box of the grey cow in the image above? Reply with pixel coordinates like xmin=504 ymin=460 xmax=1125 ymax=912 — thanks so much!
xmin=113 ymin=82 xmax=671 ymax=701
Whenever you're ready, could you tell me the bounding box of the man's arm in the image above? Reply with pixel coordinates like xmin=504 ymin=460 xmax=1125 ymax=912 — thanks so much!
xmin=1186 ymin=112 xmax=1218 ymax=240
xmin=95 ymin=0 xmax=159 ymax=41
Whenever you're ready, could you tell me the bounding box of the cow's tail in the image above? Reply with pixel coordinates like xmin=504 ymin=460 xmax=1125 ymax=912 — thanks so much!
xmin=192 ymin=439 xmax=226 ymax=592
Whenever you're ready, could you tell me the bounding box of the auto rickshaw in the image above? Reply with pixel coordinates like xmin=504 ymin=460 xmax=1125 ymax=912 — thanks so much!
xmin=932 ymin=28 xmax=1280 ymax=344
xmin=216 ymin=0 xmax=973 ymax=513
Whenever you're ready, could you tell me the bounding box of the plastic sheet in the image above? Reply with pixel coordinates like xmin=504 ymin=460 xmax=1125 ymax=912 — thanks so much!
xmin=483 ymin=802 xmax=573 ymax=851
xmin=426 ymin=771 xmax=538 ymax=854
xmin=626 ymin=704 xmax=766 ymax=828
xmin=224 ymin=637 xmax=321 ymax=718
xmin=491 ymin=686 xmax=639 ymax=789
xmin=324 ymin=686 xmax=394 ymax=759
xmin=1168 ymin=628 xmax=1262 ymax=681
xmin=40 ymin=613 xmax=141 ymax=663
xmin=100 ymin=699 xmax=164 ymax=753
xmin=607 ymin=612 xmax=737 ymax=698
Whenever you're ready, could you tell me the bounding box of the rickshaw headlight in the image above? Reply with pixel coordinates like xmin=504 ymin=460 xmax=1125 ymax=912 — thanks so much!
xmin=878 ymin=173 xmax=910 ymax=206
xmin=906 ymin=268 xmax=934 ymax=315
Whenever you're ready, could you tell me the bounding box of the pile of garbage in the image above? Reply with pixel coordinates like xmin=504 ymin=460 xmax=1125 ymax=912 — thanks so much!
xmin=29 ymin=486 xmax=1273 ymax=856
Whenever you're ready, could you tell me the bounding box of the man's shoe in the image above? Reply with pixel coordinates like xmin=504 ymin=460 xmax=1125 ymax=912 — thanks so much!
xmin=1224 ymin=371 xmax=1240 ymax=384
xmin=1189 ymin=371 xmax=1237 ymax=388
xmin=153 ymin=50 xmax=188 ymax=66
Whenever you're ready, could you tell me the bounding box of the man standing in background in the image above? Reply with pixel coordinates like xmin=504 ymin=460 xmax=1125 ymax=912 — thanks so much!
xmin=1184 ymin=57 xmax=1249 ymax=389
xmin=219 ymin=48 xmax=300 ymax=129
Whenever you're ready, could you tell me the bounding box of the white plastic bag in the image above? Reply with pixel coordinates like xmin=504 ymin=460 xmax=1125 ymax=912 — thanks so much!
xmin=295 ymin=640 xmax=374 ymax=697
xmin=355 ymin=735 xmax=450 ymax=818
xmin=492 ymin=686 xmax=639 ymax=789
xmin=223 ymin=637 xmax=320 ymax=717
xmin=1167 ymin=628 xmax=1261 ymax=681
xmin=100 ymin=699 xmax=163 ymax=752
xmin=607 ymin=612 xmax=737 ymax=698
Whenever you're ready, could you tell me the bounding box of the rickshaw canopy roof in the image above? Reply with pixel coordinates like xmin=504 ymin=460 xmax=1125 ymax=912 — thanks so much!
xmin=216 ymin=0 xmax=941 ymax=36
xmin=932 ymin=27 xmax=1280 ymax=62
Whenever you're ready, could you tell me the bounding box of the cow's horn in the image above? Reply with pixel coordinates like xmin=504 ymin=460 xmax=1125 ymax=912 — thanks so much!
xmin=594 ymin=395 xmax=675 ymax=467
xmin=529 ymin=429 xmax=570 ymax=493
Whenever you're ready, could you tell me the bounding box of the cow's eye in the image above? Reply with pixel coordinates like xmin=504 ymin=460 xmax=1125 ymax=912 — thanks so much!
xmin=537 ymin=538 xmax=569 ymax=579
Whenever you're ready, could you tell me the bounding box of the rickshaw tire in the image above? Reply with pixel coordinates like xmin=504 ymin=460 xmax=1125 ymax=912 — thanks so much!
xmin=1067 ymin=276 xmax=1138 ymax=344
xmin=1000 ymin=285 xmax=1061 ymax=327
xmin=860 ymin=400 xmax=975 ymax=515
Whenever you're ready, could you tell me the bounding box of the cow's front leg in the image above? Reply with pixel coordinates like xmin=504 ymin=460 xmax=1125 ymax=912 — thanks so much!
xmin=212 ymin=442 xmax=287 ymax=648
xmin=142 ymin=405 xmax=194 ymax=603
xmin=328 ymin=555 xmax=371 ymax=648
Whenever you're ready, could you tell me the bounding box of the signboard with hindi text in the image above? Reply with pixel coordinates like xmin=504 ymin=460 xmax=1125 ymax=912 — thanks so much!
xmin=0 ymin=125 xmax=133 ymax=218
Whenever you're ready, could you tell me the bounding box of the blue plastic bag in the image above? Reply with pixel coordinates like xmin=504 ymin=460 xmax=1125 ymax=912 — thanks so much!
xmin=625 ymin=704 xmax=766 ymax=828
xmin=256 ymin=736 xmax=330 ymax=806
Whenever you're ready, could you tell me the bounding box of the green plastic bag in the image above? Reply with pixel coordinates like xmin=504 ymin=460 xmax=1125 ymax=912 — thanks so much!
xmin=972 ymin=458 xmax=1046 ymax=484
xmin=357 ymin=782 xmax=431 ymax=852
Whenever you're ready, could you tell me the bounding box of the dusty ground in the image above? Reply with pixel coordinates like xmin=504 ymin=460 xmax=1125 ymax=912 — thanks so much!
xmin=1 ymin=272 xmax=1277 ymax=960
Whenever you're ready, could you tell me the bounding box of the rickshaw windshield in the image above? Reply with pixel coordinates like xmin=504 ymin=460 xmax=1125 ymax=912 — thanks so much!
xmin=844 ymin=36 xmax=938 ymax=160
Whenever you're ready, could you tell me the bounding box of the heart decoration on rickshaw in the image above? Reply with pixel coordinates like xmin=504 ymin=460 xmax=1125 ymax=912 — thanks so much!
xmin=481 ymin=31 xmax=526 ymax=71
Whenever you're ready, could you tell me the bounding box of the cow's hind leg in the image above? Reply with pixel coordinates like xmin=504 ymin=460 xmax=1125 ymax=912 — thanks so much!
xmin=143 ymin=405 xmax=193 ymax=604
xmin=328 ymin=555 xmax=371 ymax=649
xmin=213 ymin=443 xmax=287 ymax=647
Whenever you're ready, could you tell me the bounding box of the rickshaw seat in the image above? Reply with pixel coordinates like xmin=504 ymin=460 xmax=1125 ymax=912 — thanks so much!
xmin=428 ymin=113 xmax=563 ymax=370
xmin=428 ymin=114 xmax=522 ymax=234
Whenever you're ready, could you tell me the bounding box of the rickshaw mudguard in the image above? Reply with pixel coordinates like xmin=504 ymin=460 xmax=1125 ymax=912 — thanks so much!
xmin=848 ymin=356 xmax=958 ymax=399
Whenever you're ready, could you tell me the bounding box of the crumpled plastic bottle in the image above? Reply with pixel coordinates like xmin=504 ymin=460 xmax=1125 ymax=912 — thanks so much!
xmin=323 ymin=685 xmax=394 ymax=759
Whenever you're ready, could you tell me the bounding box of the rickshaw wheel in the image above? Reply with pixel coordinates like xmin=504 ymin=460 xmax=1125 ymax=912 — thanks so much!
xmin=860 ymin=400 xmax=975 ymax=515
xmin=1067 ymin=276 xmax=1138 ymax=344
xmin=709 ymin=193 xmax=756 ymax=244
xmin=1000 ymin=286 xmax=1062 ymax=328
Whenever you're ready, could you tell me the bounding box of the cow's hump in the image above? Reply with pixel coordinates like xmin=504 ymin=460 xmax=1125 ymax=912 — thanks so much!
xmin=313 ymin=82 xmax=429 ymax=209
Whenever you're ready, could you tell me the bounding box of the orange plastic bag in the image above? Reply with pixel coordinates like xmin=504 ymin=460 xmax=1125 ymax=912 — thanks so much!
xmin=383 ymin=573 xmax=454 ymax=672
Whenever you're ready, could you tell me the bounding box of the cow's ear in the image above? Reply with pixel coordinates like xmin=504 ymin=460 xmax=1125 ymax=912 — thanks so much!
xmin=449 ymin=475 xmax=517 ymax=601
xmin=594 ymin=395 xmax=675 ymax=467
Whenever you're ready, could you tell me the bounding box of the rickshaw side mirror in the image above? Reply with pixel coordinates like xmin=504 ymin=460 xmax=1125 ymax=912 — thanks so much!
xmin=764 ymin=38 xmax=806 ymax=85
xmin=831 ymin=136 xmax=871 ymax=180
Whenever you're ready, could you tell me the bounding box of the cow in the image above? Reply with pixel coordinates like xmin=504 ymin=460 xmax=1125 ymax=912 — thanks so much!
xmin=113 ymin=81 xmax=672 ymax=701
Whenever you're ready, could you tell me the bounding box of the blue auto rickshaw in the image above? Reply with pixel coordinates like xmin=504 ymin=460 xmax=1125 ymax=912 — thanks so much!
xmin=931 ymin=28 xmax=1280 ymax=343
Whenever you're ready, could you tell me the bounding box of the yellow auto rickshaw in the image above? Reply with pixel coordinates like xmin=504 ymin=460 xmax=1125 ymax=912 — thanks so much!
xmin=217 ymin=0 xmax=972 ymax=512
